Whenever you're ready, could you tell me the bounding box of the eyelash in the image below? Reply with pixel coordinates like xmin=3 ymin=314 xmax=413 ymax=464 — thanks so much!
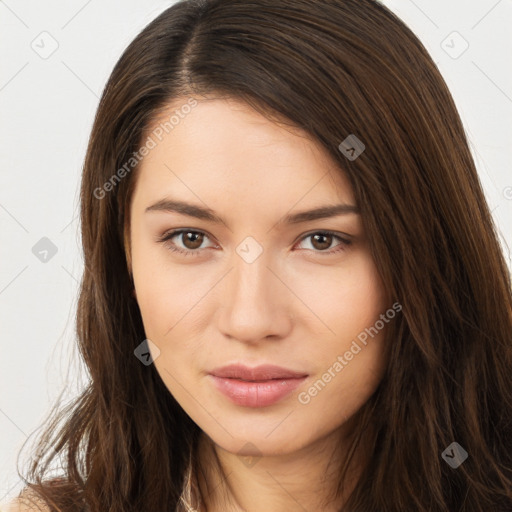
xmin=156 ymin=229 xmax=352 ymax=257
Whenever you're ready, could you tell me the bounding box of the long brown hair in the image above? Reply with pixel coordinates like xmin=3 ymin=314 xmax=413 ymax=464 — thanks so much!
xmin=14 ymin=0 xmax=512 ymax=510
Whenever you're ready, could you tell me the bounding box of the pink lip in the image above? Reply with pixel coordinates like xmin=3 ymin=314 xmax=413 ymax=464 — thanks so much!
xmin=210 ymin=364 xmax=308 ymax=381
xmin=208 ymin=364 xmax=308 ymax=408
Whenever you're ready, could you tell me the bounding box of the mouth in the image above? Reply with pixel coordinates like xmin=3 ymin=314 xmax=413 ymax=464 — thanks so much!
xmin=208 ymin=364 xmax=308 ymax=407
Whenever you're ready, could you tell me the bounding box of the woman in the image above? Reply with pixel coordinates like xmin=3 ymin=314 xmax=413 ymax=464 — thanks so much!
xmin=9 ymin=0 xmax=512 ymax=510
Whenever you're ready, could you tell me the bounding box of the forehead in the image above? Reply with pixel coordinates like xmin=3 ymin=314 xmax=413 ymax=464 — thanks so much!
xmin=132 ymin=97 xmax=355 ymax=216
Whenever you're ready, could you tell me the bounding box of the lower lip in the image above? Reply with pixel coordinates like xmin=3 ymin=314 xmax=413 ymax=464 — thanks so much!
xmin=209 ymin=375 xmax=307 ymax=408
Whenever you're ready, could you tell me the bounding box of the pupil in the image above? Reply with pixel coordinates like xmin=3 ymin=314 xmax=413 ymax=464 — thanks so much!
xmin=313 ymin=234 xmax=331 ymax=250
xmin=185 ymin=232 xmax=202 ymax=249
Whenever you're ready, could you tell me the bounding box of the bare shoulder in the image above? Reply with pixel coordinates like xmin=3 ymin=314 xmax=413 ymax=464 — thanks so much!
xmin=2 ymin=490 xmax=50 ymax=512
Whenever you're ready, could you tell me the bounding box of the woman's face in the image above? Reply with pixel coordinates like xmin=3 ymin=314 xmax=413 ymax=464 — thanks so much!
xmin=129 ymin=97 xmax=390 ymax=456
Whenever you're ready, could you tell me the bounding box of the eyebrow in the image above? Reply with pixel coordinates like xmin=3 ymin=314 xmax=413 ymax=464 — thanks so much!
xmin=145 ymin=199 xmax=360 ymax=225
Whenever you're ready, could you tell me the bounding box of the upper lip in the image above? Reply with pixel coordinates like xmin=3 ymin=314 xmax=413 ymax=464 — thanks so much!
xmin=209 ymin=364 xmax=308 ymax=381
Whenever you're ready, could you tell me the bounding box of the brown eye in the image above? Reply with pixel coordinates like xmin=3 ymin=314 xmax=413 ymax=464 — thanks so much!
xmin=157 ymin=229 xmax=216 ymax=257
xmin=295 ymin=231 xmax=351 ymax=254
xmin=181 ymin=231 xmax=204 ymax=249
xmin=310 ymin=233 xmax=333 ymax=251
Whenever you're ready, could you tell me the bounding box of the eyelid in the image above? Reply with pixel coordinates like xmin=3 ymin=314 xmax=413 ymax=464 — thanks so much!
xmin=294 ymin=229 xmax=352 ymax=246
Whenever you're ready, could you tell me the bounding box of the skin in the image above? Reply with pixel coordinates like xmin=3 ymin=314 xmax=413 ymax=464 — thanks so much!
xmin=128 ymin=97 xmax=391 ymax=511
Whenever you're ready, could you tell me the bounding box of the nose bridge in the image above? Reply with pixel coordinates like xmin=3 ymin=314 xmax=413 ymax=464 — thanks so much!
xmin=217 ymin=243 xmax=292 ymax=342
xmin=232 ymin=248 xmax=271 ymax=300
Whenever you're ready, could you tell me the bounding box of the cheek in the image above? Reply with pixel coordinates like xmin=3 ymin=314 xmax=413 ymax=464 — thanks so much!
xmin=133 ymin=269 xmax=204 ymax=393
xmin=130 ymin=239 xmax=212 ymax=373
xmin=291 ymin=250 xmax=387 ymax=340
xmin=293 ymin=253 xmax=389 ymax=401
xmin=131 ymin=234 xmax=176 ymax=342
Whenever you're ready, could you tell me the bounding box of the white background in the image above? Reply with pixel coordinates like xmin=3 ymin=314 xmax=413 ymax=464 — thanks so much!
xmin=1 ymin=0 xmax=511 ymax=504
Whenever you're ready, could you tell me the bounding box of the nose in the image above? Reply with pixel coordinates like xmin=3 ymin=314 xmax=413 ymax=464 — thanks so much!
xmin=216 ymin=249 xmax=294 ymax=345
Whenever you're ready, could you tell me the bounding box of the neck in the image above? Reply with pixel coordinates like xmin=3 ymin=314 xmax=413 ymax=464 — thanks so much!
xmin=195 ymin=416 xmax=367 ymax=512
